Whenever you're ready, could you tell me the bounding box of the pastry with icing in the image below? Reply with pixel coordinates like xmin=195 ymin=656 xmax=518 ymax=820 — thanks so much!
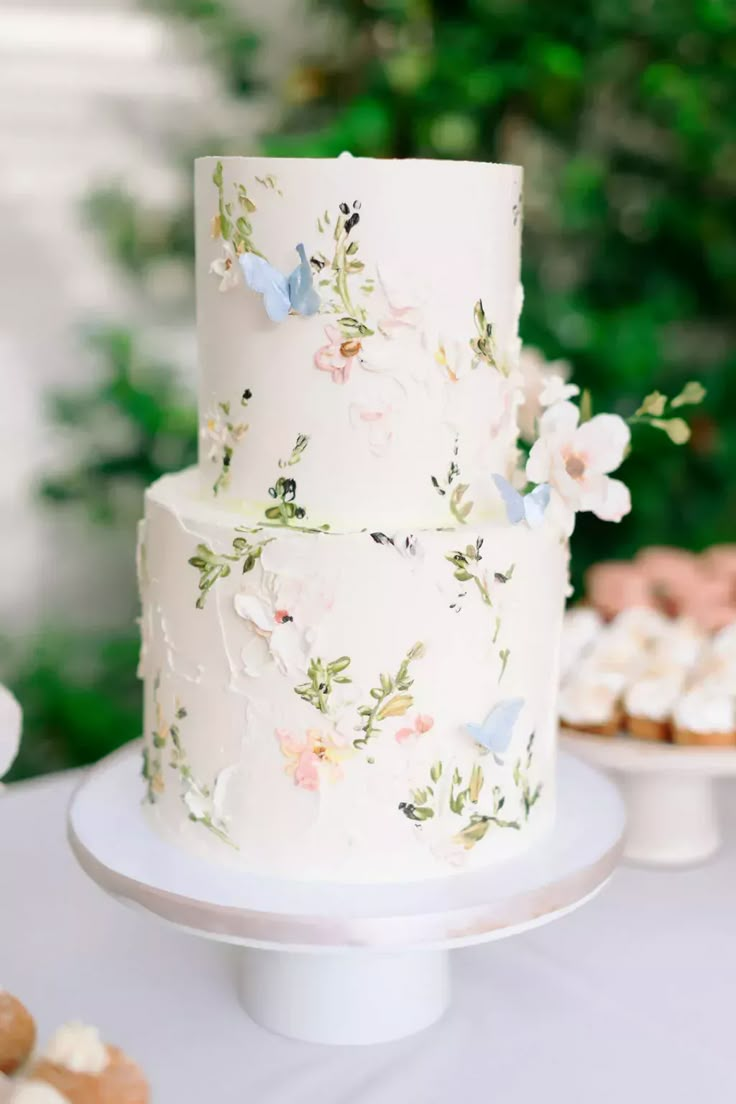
xmin=671 ymin=688 xmax=736 ymax=748
xmin=0 ymin=993 xmax=35 ymax=1077
xmin=22 ymin=1025 xmax=148 ymax=1104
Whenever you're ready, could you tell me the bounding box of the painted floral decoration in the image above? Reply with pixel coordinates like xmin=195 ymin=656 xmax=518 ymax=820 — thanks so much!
xmin=276 ymin=727 xmax=348 ymax=790
xmin=395 ymin=714 xmax=434 ymax=743
xmin=315 ymin=324 xmax=361 ymax=384
xmin=201 ymin=399 xmax=249 ymax=496
xmin=526 ymin=400 xmax=631 ymax=535
xmin=234 ymin=568 xmax=329 ymax=677
xmin=209 ymin=239 xmax=240 ymax=292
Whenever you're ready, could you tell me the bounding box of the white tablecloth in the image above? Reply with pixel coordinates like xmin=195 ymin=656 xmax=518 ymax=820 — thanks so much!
xmin=1 ymin=768 xmax=734 ymax=1102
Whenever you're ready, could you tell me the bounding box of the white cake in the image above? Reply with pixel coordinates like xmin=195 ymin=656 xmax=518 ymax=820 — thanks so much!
xmin=137 ymin=155 xmax=570 ymax=882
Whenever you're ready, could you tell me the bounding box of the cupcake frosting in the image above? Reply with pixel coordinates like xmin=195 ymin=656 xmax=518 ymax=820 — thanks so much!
xmin=43 ymin=1025 xmax=107 ymax=1076
xmin=624 ymin=676 xmax=683 ymax=721
xmin=673 ymin=689 xmax=735 ymax=734
xmin=559 ymin=669 xmax=624 ymax=726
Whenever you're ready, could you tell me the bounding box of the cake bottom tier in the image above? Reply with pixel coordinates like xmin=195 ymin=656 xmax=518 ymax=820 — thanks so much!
xmin=138 ymin=469 xmax=568 ymax=882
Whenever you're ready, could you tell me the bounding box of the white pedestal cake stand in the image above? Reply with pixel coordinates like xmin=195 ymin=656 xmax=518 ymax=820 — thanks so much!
xmin=68 ymin=742 xmax=624 ymax=1046
xmin=562 ymin=731 xmax=736 ymax=867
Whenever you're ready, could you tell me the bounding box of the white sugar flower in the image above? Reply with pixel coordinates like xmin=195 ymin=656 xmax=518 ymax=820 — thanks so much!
xmin=516 ymin=346 xmax=575 ymax=441
xmin=526 ymin=400 xmax=631 ymax=535
xmin=539 ymin=374 xmax=580 ymax=408
xmin=209 ymin=240 xmax=240 ymax=292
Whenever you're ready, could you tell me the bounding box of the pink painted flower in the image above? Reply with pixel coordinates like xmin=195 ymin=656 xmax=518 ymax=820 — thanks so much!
xmin=378 ymin=303 xmax=420 ymax=338
xmin=395 ymin=714 xmax=434 ymax=744
xmin=526 ymin=401 xmax=631 ymax=534
xmin=276 ymin=728 xmax=347 ymax=790
xmin=349 ymin=399 xmax=395 ymax=457
xmin=314 ymin=325 xmax=361 ymax=384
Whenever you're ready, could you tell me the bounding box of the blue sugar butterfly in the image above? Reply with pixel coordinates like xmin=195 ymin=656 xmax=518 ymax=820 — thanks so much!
xmin=239 ymin=243 xmax=321 ymax=323
xmin=492 ymin=474 xmax=550 ymax=529
xmin=465 ymin=698 xmax=524 ymax=756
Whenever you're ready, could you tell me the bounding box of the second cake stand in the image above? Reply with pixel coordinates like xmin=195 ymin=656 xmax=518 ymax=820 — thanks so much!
xmin=68 ymin=742 xmax=624 ymax=1045
xmin=562 ymin=731 xmax=736 ymax=866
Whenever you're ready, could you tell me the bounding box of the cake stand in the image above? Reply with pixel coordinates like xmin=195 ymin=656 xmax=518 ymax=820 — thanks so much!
xmin=68 ymin=742 xmax=624 ymax=1046
xmin=562 ymin=730 xmax=736 ymax=866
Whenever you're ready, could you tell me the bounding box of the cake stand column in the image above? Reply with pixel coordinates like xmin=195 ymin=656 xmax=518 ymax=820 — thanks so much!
xmin=236 ymin=947 xmax=451 ymax=1045
xmin=618 ymin=772 xmax=720 ymax=866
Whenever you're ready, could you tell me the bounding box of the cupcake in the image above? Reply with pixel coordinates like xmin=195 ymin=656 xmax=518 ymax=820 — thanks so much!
xmin=671 ymin=688 xmax=736 ymax=747
xmin=20 ymin=1025 xmax=148 ymax=1104
xmin=585 ymin=607 xmax=669 ymax=679
xmin=0 ymin=992 xmax=36 ymax=1076
xmin=623 ymin=675 xmax=682 ymax=741
xmin=558 ymin=667 xmax=626 ymax=736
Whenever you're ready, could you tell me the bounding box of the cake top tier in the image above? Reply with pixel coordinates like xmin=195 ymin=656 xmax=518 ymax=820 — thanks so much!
xmin=196 ymin=155 xmax=523 ymax=531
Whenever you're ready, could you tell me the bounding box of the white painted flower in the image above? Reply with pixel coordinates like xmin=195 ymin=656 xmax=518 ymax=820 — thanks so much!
xmin=516 ymin=346 xmax=574 ymax=442
xmin=182 ymin=783 xmax=211 ymax=822
xmin=209 ymin=240 xmax=240 ymax=292
xmin=0 ymin=685 xmax=21 ymax=781
xmin=234 ymin=569 xmax=331 ymax=678
xmin=201 ymin=406 xmax=245 ymax=463
xmin=526 ymin=401 xmax=631 ymax=535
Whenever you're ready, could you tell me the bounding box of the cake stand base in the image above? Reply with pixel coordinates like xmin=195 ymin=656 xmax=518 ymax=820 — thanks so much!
xmin=237 ymin=947 xmax=450 ymax=1045
xmin=68 ymin=743 xmax=624 ymax=1045
xmin=563 ymin=732 xmax=736 ymax=867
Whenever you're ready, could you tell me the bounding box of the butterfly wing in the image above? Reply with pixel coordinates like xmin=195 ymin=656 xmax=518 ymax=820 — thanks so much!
xmin=492 ymin=474 xmax=525 ymax=525
xmin=466 ymin=698 xmax=524 ymax=754
xmin=523 ymin=482 xmax=551 ymax=529
xmin=287 ymin=243 xmax=321 ymax=317
xmin=239 ymin=252 xmax=290 ymax=322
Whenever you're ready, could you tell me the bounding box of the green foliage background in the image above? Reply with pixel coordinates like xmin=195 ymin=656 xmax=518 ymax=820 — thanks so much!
xmin=6 ymin=0 xmax=735 ymax=778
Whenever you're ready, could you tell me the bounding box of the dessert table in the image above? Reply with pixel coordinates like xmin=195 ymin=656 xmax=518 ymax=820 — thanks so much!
xmin=2 ymin=767 xmax=735 ymax=1102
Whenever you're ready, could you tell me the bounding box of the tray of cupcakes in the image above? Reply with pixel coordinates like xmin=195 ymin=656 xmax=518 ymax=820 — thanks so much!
xmin=559 ymin=546 xmax=736 ymax=749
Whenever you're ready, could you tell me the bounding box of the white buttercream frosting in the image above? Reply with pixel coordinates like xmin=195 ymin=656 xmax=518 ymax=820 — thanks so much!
xmin=195 ymin=156 xmax=524 ymax=529
xmin=559 ymin=667 xmax=624 ymax=726
xmin=43 ymin=1024 xmax=108 ymax=1075
xmin=673 ymin=689 xmax=735 ymax=734
xmin=139 ymin=468 xmax=568 ymax=881
xmin=624 ymin=676 xmax=683 ymax=721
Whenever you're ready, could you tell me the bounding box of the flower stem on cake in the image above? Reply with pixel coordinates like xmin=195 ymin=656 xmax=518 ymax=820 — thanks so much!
xmin=449 ymin=762 xmax=485 ymax=815
xmin=430 ymin=434 xmax=473 ymax=524
xmin=201 ymin=400 xmax=249 ymax=496
xmin=399 ymin=759 xmax=443 ymax=822
xmin=447 ymin=538 xmax=491 ymax=608
xmin=469 ymin=299 xmax=503 ymax=373
xmin=266 ymin=434 xmax=310 ymax=524
xmin=312 ymin=201 xmax=375 ymax=352
xmin=453 ymin=788 xmax=521 ymax=850
xmin=354 ymin=641 xmax=426 ymax=749
xmin=513 ymin=731 xmax=543 ymax=819
xmin=189 ymin=529 xmax=272 ymax=609
xmin=211 ymin=159 xmax=263 ymax=258
xmin=294 ymin=656 xmax=353 ymax=714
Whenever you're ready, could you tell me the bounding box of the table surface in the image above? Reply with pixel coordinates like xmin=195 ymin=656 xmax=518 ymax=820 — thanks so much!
xmin=2 ymin=767 xmax=735 ymax=1103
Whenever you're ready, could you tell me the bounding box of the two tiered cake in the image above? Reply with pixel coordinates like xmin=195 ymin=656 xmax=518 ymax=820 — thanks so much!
xmin=136 ymin=156 xmax=569 ymax=882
